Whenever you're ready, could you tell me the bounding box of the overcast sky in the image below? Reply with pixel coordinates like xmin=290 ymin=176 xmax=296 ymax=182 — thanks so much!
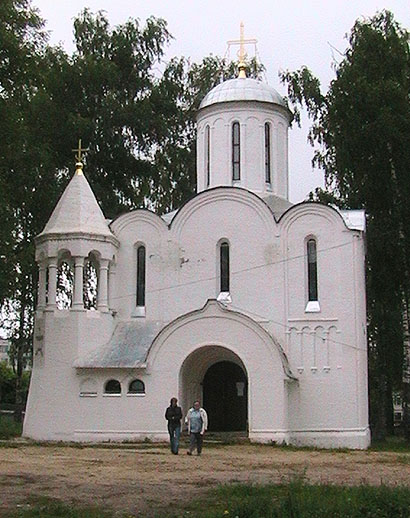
xmin=33 ymin=0 xmax=410 ymax=202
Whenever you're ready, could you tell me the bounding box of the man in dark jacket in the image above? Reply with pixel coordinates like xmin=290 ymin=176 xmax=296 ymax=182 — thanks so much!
xmin=165 ymin=397 xmax=183 ymax=454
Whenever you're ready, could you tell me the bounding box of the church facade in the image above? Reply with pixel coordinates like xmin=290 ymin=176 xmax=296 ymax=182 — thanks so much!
xmin=23 ymin=72 xmax=370 ymax=448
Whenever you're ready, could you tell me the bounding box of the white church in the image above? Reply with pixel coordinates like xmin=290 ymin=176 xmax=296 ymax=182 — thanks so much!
xmin=23 ymin=50 xmax=370 ymax=448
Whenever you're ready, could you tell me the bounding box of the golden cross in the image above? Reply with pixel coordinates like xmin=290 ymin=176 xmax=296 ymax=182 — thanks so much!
xmin=239 ymin=22 xmax=246 ymax=66
xmin=72 ymin=139 xmax=89 ymax=163
xmin=227 ymin=22 xmax=258 ymax=78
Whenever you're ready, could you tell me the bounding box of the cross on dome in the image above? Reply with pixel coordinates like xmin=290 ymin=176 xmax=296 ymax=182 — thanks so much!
xmin=227 ymin=22 xmax=258 ymax=78
xmin=72 ymin=139 xmax=89 ymax=175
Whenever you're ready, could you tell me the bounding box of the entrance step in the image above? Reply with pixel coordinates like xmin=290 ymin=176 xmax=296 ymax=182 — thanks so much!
xmin=203 ymin=431 xmax=249 ymax=444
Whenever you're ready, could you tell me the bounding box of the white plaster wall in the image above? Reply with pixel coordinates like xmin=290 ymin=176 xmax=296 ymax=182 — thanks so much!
xmin=197 ymin=102 xmax=290 ymax=198
xmin=280 ymin=203 xmax=369 ymax=447
xmin=146 ymin=303 xmax=289 ymax=439
xmin=109 ymin=211 xmax=168 ymax=321
xmin=26 ymin=186 xmax=369 ymax=448
xmin=111 ymin=189 xmax=284 ymax=329
xmin=23 ymin=309 xmax=114 ymax=440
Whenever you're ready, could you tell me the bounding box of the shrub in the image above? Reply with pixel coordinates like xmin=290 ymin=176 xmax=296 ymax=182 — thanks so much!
xmin=0 ymin=413 xmax=22 ymax=439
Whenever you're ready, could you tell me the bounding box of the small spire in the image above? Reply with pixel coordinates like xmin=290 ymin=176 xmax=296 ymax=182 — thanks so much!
xmin=72 ymin=139 xmax=89 ymax=176
xmin=227 ymin=23 xmax=258 ymax=79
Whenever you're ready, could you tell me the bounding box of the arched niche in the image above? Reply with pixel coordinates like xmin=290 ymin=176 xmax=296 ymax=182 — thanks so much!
xmin=83 ymin=251 xmax=100 ymax=310
xmin=56 ymin=250 xmax=74 ymax=310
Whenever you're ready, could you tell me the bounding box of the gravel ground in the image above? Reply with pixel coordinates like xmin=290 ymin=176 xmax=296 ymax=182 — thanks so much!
xmin=0 ymin=441 xmax=409 ymax=517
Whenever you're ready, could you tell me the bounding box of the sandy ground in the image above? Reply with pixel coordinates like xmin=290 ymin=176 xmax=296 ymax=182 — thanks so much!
xmin=0 ymin=440 xmax=409 ymax=517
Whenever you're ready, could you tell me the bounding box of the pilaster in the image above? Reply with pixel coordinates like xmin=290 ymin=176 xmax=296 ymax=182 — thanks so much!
xmin=97 ymin=259 xmax=109 ymax=312
xmin=72 ymin=256 xmax=85 ymax=311
xmin=47 ymin=258 xmax=57 ymax=309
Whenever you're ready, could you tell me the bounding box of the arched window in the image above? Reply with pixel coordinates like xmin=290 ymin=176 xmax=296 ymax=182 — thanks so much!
xmin=56 ymin=260 xmax=73 ymax=309
xmin=232 ymin=122 xmax=240 ymax=181
xmin=128 ymin=379 xmax=145 ymax=395
xmin=83 ymin=254 xmax=98 ymax=310
xmin=307 ymin=239 xmax=318 ymax=301
xmin=104 ymin=379 xmax=121 ymax=394
xmin=220 ymin=241 xmax=230 ymax=293
xmin=265 ymin=122 xmax=271 ymax=184
xmin=205 ymin=125 xmax=210 ymax=187
xmin=136 ymin=245 xmax=146 ymax=307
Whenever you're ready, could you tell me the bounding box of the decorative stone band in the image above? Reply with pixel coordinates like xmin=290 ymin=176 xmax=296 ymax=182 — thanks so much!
xmin=35 ymin=231 xmax=120 ymax=248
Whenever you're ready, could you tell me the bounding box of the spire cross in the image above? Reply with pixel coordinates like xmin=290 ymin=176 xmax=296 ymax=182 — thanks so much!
xmin=72 ymin=139 xmax=89 ymax=163
xmin=227 ymin=22 xmax=257 ymax=78
xmin=72 ymin=139 xmax=89 ymax=175
xmin=239 ymin=21 xmax=246 ymax=66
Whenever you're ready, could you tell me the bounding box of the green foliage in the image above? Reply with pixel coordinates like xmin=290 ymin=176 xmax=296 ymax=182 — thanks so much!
xmin=0 ymin=360 xmax=15 ymax=403
xmin=0 ymin=0 xmax=46 ymax=305
xmin=0 ymin=413 xmax=22 ymax=439
xmin=11 ymin=483 xmax=410 ymax=518
xmin=14 ymin=497 xmax=114 ymax=518
xmin=370 ymin=435 xmax=410 ymax=452
xmin=281 ymin=10 xmax=410 ymax=440
xmin=0 ymin=361 xmax=30 ymax=405
xmin=181 ymin=482 xmax=410 ymax=518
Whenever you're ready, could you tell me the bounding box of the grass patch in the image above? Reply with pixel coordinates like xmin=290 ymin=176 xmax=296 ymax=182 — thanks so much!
xmin=177 ymin=481 xmax=410 ymax=518
xmin=8 ymin=482 xmax=410 ymax=518
xmin=12 ymin=496 xmax=121 ymax=518
xmin=0 ymin=413 xmax=22 ymax=440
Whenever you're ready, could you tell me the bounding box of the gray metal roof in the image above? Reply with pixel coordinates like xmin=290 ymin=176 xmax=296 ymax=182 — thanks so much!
xmin=260 ymin=193 xmax=293 ymax=219
xmin=339 ymin=209 xmax=366 ymax=231
xmin=74 ymin=320 xmax=164 ymax=368
xmin=38 ymin=171 xmax=113 ymax=239
xmin=199 ymin=77 xmax=286 ymax=110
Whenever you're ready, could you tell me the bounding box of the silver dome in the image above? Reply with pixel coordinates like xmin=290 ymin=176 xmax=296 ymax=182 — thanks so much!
xmin=199 ymin=77 xmax=286 ymax=110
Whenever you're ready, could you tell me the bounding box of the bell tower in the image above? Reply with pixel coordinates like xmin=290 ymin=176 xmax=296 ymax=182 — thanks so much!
xmin=23 ymin=144 xmax=119 ymax=440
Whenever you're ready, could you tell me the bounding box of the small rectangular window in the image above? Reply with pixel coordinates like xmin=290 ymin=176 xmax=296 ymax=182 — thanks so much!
xmin=205 ymin=125 xmax=210 ymax=187
xmin=232 ymin=122 xmax=240 ymax=181
xmin=220 ymin=242 xmax=230 ymax=292
xmin=136 ymin=245 xmax=146 ymax=307
xmin=307 ymin=239 xmax=318 ymax=301
xmin=265 ymin=123 xmax=271 ymax=184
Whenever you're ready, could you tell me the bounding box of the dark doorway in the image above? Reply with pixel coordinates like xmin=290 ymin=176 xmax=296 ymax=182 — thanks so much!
xmin=203 ymin=361 xmax=247 ymax=432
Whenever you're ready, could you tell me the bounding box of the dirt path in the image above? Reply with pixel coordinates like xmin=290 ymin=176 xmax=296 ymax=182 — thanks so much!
xmin=0 ymin=442 xmax=409 ymax=516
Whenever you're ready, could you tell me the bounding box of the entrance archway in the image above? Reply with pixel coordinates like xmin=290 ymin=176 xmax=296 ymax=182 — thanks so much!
xmin=203 ymin=361 xmax=247 ymax=431
xmin=179 ymin=345 xmax=248 ymax=433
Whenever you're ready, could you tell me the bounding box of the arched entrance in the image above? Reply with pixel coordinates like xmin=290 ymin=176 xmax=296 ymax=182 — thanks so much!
xmin=179 ymin=345 xmax=249 ymax=433
xmin=203 ymin=361 xmax=247 ymax=431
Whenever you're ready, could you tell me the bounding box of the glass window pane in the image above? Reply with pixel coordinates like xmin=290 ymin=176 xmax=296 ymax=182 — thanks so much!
xmin=265 ymin=123 xmax=271 ymax=184
xmin=129 ymin=379 xmax=145 ymax=394
xmin=307 ymin=239 xmax=318 ymax=301
xmin=205 ymin=125 xmax=210 ymax=187
xmin=137 ymin=245 xmax=146 ymax=307
xmin=232 ymin=123 xmax=240 ymax=181
xmin=105 ymin=379 xmax=121 ymax=394
xmin=220 ymin=242 xmax=230 ymax=292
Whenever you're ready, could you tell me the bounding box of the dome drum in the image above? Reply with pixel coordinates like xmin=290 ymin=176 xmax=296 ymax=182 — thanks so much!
xmin=196 ymin=79 xmax=291 ymax=199
xmin=198 ymin=77 xmax=291 ymax=112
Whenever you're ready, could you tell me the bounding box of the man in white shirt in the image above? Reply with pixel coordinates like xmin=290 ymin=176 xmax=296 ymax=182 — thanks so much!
xmin=185 ymin=400 xmax=208 ymax=456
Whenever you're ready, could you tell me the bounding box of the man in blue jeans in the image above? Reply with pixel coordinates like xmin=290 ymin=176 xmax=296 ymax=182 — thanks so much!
xmin=165 ymin=397 xmax=183 ymax=454
xmin=185 ymin=400 xmax=208 ymax=456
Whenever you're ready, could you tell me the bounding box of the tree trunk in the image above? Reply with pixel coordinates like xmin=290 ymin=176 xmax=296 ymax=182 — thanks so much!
xmin=13 ymin=287 xmax=28 ymax=424
xmin=402 ymin=297 xmax=410 ymax=441
xmin=370 ymin=364 xmax=389 ymax=441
